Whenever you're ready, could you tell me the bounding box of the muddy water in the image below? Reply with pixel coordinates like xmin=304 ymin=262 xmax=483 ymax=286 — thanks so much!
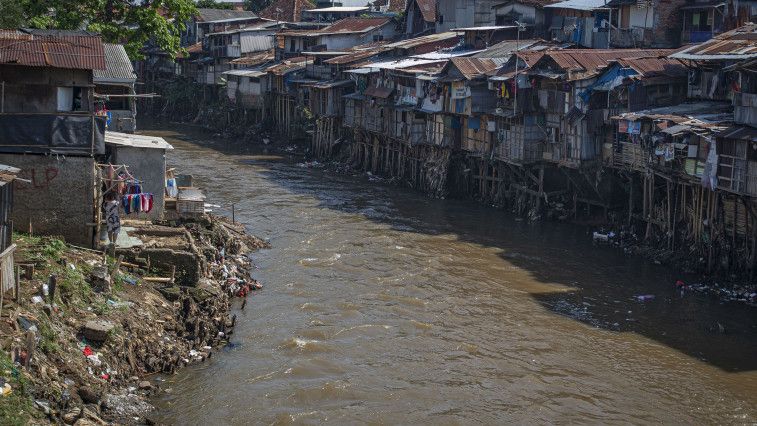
xmin=148 ymin=127 xmax=757 ymax=425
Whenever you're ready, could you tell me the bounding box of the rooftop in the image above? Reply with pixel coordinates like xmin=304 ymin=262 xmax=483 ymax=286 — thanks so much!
xmin=94 ymin=43 xmax=136 ymax=84
xmin=445 ymin=57 xmax=500 ymax=79
xmin=408 ymin=0 xmax=436 ymax=22
xmin=307 ymin=6 xmax=370 ymax=12
xmin=670 ymin=23 xmax=757 ymax=61
xmin=0 ymin=29 xmax=105 ymax=70
xmin=320 ymin=17 xmax=394 ymax=34
xmin=196 ymin=8 xmax=259 ymax=23
xmin=105 ymin=132 xmax=174 ymax=150
xmin=544 ymin=0 xmax=610 ymax=11
xmin=535 ymin=49 xmax=674 ymax=80
xmin=258 ymin=0 xmax=315 ymax=23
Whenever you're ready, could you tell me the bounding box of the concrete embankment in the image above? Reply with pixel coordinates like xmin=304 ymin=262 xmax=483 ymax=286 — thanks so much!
xmin=0 ymin=214 xmax=267 ymax=424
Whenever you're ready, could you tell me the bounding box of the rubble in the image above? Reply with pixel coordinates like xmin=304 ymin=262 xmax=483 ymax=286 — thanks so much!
xmin=0 ymin=214 xmax=267 ymax=424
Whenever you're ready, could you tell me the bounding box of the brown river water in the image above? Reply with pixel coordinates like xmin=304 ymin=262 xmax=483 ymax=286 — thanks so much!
xmin=146 ymin=127 xmax=757 ymax=425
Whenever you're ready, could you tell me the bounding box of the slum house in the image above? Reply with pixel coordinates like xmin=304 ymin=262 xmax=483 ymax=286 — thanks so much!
xmin=405 ymin=0 xmax=436 ymax=36
xmin=525 ymin=49 xmax=670 ymax=166
xmin=438 ymin=57 xmax=505 ymax=199
xmin=183 ymin=8 xmax=263 ymax=46
xmin=272 ymin=16 xmax=390 ymax=61
xmin=0 ymin=165 xmax=19 ymax=298
xmin=0 ymin=29 xmax=107 ymax=247
xmin=435 ymin=0 xmax=499 ymax=33
xmin=342 ymin=56 xmax=460 ymax=195
xmin=491 ymin=0 xmax=561 ymax=38
xmin=103 ymin=132 xmax=174 ymax=221
xmin=544 ymin=0 xmax=611 ymax=48
xmin=257 ymin=0 xmax=316 ymax=23
xmin=94 ymin=43 xmax=138 ymax=133
xmin=609 ymin=102 xmax=737 ymax=273
xmin=202 ymin=23 xmax=279 ymax=85
xmin=266 ymin=57 xmax=313 ymax=139
xmin=302 ymin=50 xmax=359 ymax=157
xmin=603 ymin=0 xmax=686 ymax=48
xmin=582 ymin=54 xmax=689 ymax=165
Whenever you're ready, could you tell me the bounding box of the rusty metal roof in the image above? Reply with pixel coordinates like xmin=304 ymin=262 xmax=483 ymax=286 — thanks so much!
xmin=231 ymin=51 xmax=275 ymax=66
xmin=385 ymin=32 xmax=460 ymax=50
xmin=670 ymin=23 xmax=757 ymax=61
xmin=614 ymin=56 xmax=687 ymax=77
xmin=0 ymin=29 xmax=105 ymax=70
xmin=266 ymin=57 xmax=311 ymax=75
xmin=258 ymin=0 xmax=315 ymax=23
xmin=536 ymin=49 xmax=674 ymax=80
xmin=320 ymin=17 xmax=393 ymax=34
xmin=325 ymin=47 xmax=389 ymax=65
xmin=446 ymin=57 xmax=499 ymax=79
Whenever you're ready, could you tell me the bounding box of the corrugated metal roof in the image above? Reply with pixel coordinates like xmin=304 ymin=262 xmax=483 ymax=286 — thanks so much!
xmin=473 ymin=39 xmax=540 ymax=58
xmin=223 ymin=69 xmax=267 ymax=77
xmin=613 ymin=56 xmax=687 ymax=78
xmin=308 ymin=6 xmax=370 ymax=12
xmin=94 ymin=43 xmax=136 ymax=84
xmin=266 ymin=58 xmax=310 ymax=75
xmin=0 ymin=29 xmax=105 ymax=70
xmin=196 ymin=8 xmax=258 ymax=23
xmin=105 ymin=131 xmax=174 ymax=150
xmin=537 ymin=49 xmax=673 ymax=80
xmin=324 ymin=48 xmax=388 ymax=64
xmin=544 ymin=0 xmax=609 ymax=10
xmin=717 ymin=125 xmax=757 ymax=141
xmin=384 ymin=32 xmax=460 ymax=49
xmin=446 ymin=57 xmax=499 ymax=79
xmin=240 ymin=33 xmax=275 ymax=53
xmin=670 ymin=23 xmax=757 ymax=61
xmin=231 ymin=51 xmax=275 ymax=66
xmin=320 ymin=17 xmax=393 ymax=34
xmin=258 ymin=0 xmax=315 ymax=23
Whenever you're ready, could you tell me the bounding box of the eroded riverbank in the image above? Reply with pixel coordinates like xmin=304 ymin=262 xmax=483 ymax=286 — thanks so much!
xmin=147 ymin=126 xmax=757 ymax=424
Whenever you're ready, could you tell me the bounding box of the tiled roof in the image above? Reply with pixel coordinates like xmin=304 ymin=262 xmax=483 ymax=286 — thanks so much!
xmin=670 ymin=23 xmax=757 ymax=61
xmin=447 ymin=57 xmax=499 ymax=79
xmin=0 ymin=29 xmax=105 ymax=70
xmin=258 ymin=0 xmax=315 ymax=23
xmin=408 ymin=0 xmax=436 ymax=23
xmin=321 ymin=17 xmax=393 ymax=34
xmin=196 ymin=8 xmax=258 ymax=23
xmin=94 ymin=43 xmax=136 ymax=83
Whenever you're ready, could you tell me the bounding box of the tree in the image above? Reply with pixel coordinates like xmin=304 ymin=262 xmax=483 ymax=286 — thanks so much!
xmin=196 ymin=0 xmax=233 ymax=9
xmin=10 ymin=0 xmax=198 ymax=60
xmin=243 ymin=0 xmax=271 ymax=12
xmin=0 ymin=0 xmax=27 ymax=29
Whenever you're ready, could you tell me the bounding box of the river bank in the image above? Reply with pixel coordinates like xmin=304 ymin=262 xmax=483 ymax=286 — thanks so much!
xmin=0 ymin=214 xmax=267 ymax=424
xmin=148 ymin=118 xmax=757 ymax=306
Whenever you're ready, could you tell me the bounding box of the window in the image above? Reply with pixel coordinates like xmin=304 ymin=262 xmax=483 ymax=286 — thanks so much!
xmin=57 ymin=87 xmax=87 ymax=112
xmin=373 ymin=34 xmax=384 ymax=42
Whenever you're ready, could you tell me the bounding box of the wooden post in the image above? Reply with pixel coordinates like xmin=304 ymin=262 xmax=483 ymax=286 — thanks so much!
xmin=14 ymin=266 xmax=20 ymax=303
xmin=48 ymin=275 xmax=56 ymax=305
xmin=24 ymin=330 xmax=35 ymax=369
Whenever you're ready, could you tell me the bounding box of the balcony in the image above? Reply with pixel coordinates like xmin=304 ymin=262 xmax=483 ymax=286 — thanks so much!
xmin=0 ymin=113 xmax=105 ymax=155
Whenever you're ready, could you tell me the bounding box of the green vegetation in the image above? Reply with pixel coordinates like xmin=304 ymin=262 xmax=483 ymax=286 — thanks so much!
xmin=0 ymin=0 xmax=197 ymax=60
xmin=197 ymin=0 xmax=233 ymax=9
xmin=37 ymin=321 xmax=60 ymax=355
xmin=0 ymin=353 xmax=40 ymax=425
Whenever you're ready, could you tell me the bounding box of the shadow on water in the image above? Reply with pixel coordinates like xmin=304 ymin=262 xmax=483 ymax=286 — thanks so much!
xmin=149 ymin=125 xmax=757 ymax=373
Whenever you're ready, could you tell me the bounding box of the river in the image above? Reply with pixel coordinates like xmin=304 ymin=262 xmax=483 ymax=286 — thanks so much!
xmin=147 ymin=127 xmax=757 ymax=425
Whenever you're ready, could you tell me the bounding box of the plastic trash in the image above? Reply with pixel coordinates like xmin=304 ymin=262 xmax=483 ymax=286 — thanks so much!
xmin=636 ymin=295 xmax=655 ymax=301
xmin=592 ymin=232 xmax=610 ymax=242
xmin=31 ymin=295 xmax=43 ymax=304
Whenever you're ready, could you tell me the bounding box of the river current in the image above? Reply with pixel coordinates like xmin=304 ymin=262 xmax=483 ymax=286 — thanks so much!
xmin=147 ymin=127 xmax=757 ymax=425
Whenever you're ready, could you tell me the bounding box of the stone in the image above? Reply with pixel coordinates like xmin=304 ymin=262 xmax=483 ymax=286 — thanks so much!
xmin=138 ymin=380 xmax=152 ymax=390
xmin=89 ymin=266 xmax=111 ymax=293
xmin=63 ymin=407 xmax=82 ymax=424
xmin=82 ymin=320 xmax=115 ymax=343
xmin=77 ymin=388 xmax=100 ymax=404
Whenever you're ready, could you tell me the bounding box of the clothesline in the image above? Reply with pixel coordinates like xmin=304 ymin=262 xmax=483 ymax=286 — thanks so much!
xmin=97 ymin=163 xmax=142 ymax=194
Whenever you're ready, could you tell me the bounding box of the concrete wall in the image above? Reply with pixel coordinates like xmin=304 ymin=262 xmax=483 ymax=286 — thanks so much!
xmin=0 ymin=154 xmax=97 ymax=246
xmin=112 ymin=146 xmax=166 ymax=220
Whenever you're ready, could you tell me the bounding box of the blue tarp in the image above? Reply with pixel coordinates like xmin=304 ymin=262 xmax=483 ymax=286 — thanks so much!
xmin=579 ymin=64 xmax=638 ymax=104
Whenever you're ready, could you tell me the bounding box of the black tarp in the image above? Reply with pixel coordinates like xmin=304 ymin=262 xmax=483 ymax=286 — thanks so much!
xmin=0 ymin=114 xmax=105 ymax=155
